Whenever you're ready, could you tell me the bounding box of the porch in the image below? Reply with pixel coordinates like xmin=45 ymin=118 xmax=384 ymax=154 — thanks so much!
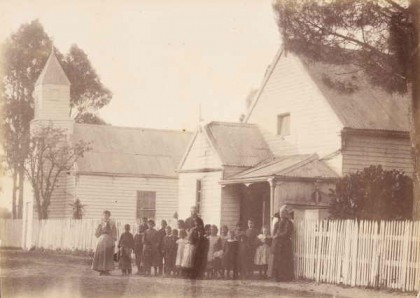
xmin=220 ymin=154 xmax=339 ymax=230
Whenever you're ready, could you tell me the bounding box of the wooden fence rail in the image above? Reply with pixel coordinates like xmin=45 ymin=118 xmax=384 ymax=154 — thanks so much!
xmin=294 ymin=219 xmax=420 ymax=292
xmin=1 ymin=218 xmax=419 ymax=292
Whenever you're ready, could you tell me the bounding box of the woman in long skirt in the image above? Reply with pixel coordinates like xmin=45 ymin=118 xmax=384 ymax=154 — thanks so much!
xmin=271 ymin=205 xmax=294 ymax=282
xmin=92 ymin=210 xmax=117 ymax=276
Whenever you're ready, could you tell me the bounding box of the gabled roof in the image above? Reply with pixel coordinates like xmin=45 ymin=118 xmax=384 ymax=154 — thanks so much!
xmin=35 ymin=49 xmax=70 ymax=86
xmin=74 ymin=124 xmax=192 ymax=178
xmin=203 ymin=121 xmax=273 ymax=167
xmin=246 ymin=49 xmax=410 ymax=132
xmin=302 ymin=58 xmax=409 ymax=132
xmin=221 ymin=154 xmax=339 ymax=184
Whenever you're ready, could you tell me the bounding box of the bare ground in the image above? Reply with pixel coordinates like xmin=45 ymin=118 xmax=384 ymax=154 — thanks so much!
xmin=0 ymin=250 xmax=414 ymax=298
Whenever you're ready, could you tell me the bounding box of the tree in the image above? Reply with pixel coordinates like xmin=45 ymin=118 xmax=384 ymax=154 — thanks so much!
xmin=69 ymin=198 xmax=86 ymax=219
xmin=273 ymin=0 xmax=420 ymax=218
xmin=0 ymin=20 xmax=112 ymax=218
xmin=25 ymin=125 xmax=91 ymax=219
xmin=329 ymin=165 xmax=413 ymax=220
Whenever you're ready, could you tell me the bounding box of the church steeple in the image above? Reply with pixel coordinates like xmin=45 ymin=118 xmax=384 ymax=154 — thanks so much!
xmin=35 ymin=46 xmax=70 ymax=87
xmin=33 ymin=46 xmax=71 ymax=121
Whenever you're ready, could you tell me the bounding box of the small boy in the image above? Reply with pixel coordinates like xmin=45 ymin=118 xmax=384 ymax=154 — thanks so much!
xmin=118 ymin=224 xmax=134 ymax=275
xmin=222 ymin=230 xmax=239 ymax=279
xmin=134 ymin=224 xmax=146 ymax=274
xmin=163 ymin=227 xmax=178 ymax=276
xmin=244 ymin=219 xmax=258 ymax=278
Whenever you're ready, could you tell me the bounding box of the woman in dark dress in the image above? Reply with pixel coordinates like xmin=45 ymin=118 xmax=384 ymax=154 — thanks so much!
xmin=271 ymin=205 xmax=294 ymax=282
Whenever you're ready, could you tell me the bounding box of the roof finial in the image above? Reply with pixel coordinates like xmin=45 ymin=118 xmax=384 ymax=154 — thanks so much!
xmin=50 ymin=37 xmax=55 ymax=56
xmin=198 ymin=102 xmax=203 ymax=124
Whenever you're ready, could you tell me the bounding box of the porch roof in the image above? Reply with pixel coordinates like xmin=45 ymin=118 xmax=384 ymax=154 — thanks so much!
xmin=220 ymin=154 xmax=339 ymax=184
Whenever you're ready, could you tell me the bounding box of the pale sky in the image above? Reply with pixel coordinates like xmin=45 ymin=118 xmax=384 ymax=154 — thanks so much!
xmin=0 ymin=0 xmax=280 ymax=209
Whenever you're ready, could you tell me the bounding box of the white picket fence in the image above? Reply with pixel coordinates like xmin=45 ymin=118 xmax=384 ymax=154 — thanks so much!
xmin=0 ymin=219 xmax=22 ymax=247
xmin=0 ymin=218 xmax=419 ymax=292
xmin=294 ymin=219 xmax=420 ymax=292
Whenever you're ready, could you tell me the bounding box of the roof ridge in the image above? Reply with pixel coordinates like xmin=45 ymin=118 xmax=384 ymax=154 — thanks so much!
xmin=75 ymin=123 xmax=192 ymax=134
xmin=207 ymin=121 xmax=257 ymax=127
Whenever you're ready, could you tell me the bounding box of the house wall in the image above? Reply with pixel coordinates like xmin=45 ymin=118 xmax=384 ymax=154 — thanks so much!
xmin=246 ymin=53 xmax=343 ymax=160
xmin=178 ymin=171 xmax=223 ymax=226
xmin=342 ymin=134 xmax=413 ymax=176
xmin=33 ymin=172 xmax=73 ymax=219
xmin=274 ymin=180 xmax=334 ymax=214
xmin=221 ymin=185 xmax=241 ymax=229
xmin=75 ymin=174 xmax=178 ymax=222
xmin=181 ymin=130 xmax=222 ymax=170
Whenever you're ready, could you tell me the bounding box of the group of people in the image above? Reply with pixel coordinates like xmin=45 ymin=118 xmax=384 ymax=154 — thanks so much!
xmin=91 ymin=205 xmax=294 ymax=282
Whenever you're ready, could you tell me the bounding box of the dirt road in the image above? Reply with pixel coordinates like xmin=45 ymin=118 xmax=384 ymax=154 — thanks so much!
xmin=0 ymin=250 xmax=409 ymax=298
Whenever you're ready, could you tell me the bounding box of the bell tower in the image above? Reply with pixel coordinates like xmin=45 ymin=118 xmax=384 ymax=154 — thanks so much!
xmin=32 ymin=46 xmax=74 ymax=132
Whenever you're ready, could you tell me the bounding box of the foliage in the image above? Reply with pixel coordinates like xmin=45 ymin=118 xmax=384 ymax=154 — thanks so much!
xmin=0 ymin=20 xmax=112 ymax=218
xmin=25 ymin=124 xmax=91 ymax=219
xmin=69 ymin=198 xmax=86 ymax=219
xmin=273 ymin=0 xmax=413 ymax=93
xmin=62 ymin=44 xmax=112 ymax=119
xmin=329 ymin=165 xmax=413 ymax=220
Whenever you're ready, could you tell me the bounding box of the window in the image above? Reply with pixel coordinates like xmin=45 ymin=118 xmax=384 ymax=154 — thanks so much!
xmin=196 ymin=179 xmax=202 ymax=214
xmin=136 ymin=191 xmax=156 ymax=219
xmin=277 ymin=113 xmax=290 ymax=136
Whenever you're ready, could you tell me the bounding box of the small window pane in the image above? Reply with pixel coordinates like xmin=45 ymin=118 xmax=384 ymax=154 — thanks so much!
xmin=277 ymin=114 xmax=290 ymax=136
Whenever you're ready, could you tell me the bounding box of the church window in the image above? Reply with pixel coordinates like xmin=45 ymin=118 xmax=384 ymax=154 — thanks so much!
xmin=277 ymin=113 xmax=290 ymax=136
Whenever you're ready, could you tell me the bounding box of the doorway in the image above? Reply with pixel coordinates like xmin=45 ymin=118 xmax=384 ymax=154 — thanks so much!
xmin=239 ymin=182 xmax=270 ymax=230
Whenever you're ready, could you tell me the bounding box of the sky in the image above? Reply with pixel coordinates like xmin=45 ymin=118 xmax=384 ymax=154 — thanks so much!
xmin=0 ymin=0 xmax=281 ymax=209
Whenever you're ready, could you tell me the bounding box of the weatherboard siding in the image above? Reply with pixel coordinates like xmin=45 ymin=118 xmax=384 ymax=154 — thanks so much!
xmin=181 ymin=130 xmax=221 ymax=171
xmin=178 ymin=171 xmax=222 ymax=226
xmin=342 ymin=134 xmax=413 ymax=176
xmin=34 ymin=173 xmax=71 ymax=219
xmin=246 ymin=53 xmax=343 ymax=158
xmin=221 ymin=185 xmax=241 ymax=229
xmin=34 ymin=84 xmax=71 ymax=120
xmin=75 ymin=174 xmax=178 ymax=221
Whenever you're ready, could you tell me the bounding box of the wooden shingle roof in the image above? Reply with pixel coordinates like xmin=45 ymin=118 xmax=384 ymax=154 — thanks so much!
xmin=74 ymin=124 xmax=192 ymax=178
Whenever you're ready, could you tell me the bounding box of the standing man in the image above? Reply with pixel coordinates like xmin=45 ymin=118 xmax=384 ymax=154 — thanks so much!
xmin=185 ymin=206 xmax=203 ymax=231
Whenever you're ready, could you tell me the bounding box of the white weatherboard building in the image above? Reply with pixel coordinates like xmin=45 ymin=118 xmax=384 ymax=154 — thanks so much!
xmin=177 ymin=49 xmax=413 ymax=229
xmin=26 ymin=50 xmax=192 ymax=222
xmin=24 ymin=47 xmax=413 ymax=233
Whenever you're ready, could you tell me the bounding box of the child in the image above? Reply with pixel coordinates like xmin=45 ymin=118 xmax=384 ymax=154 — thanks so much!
xmin=118 ymin=224 xmax=134 ymax=275
xmin=235 ymin=223 xmax=247 ymax=278
xmin=220 ymin=225 xmax=229 ymax=247
xmin=163 ymin=226 xmax=177 ymax=276
xmin=222 ymin=230 xmax=239 ymax=279
xmin=244 ymin=219 xmax=258 ymax=278
xmin=157 ymin=220 xmax=168 ymax=275
xmin=254 ymin=225 xmax=272 ymax=278
xmin=142 ymin=219 xmax=162 ymax=276
xmin=206 ymin=225 xmax=222 ymax=278
xmin=175 ymin=229 xmax=187 ymax=276
xmin=134 ymin=224 xmax=146 ymax=274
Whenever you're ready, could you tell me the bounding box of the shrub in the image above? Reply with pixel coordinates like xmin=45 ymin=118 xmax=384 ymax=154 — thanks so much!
xmin=329 ymin=165 xmax=413 ymax=220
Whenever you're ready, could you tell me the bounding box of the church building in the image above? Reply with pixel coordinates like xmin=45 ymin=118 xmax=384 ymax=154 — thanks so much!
xmin=28 ymin=49 xmax=192 ymax=221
